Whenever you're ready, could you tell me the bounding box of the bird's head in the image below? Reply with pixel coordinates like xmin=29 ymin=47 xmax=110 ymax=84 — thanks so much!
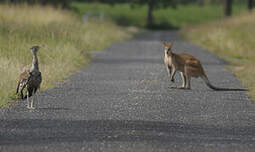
xmin=30 ymin=45 xmax=44 ymax=54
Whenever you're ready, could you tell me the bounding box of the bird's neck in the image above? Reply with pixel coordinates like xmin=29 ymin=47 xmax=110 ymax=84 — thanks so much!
xmin=30 ymin=53 xmax=39 ymax=72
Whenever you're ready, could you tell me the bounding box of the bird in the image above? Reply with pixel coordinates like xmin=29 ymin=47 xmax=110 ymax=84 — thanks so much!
xmin=16 ymin=45 xmax=42 ymax=109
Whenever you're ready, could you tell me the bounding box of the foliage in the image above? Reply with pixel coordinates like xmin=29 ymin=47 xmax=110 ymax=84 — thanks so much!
xmin=0 ymin=0 xmax=71 ymax=8
xmin=72 ymin=2 xmax=247 ymax=29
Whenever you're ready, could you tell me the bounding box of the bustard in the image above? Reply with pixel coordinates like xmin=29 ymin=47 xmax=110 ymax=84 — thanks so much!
xmin=16 ymin=46 xmax=42 ymax=109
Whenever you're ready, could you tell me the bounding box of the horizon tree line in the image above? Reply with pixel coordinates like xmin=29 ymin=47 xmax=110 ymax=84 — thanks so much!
xmin=0 ymin=0 xmax=254 ymax=26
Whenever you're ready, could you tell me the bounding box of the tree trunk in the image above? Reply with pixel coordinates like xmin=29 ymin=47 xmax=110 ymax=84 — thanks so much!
xmin=147 ymin=0 xmax=155 ymax=28
xmin=224 ymin=0 xmax=233 ymax=17
xmin=198 ymin=0 xmax=204 ymax=7
xmin=41 ymin=0 xmax=47 ymax=5
xmin=172 ymin=0 xmax=177 ymax=9
xmin=62 ymin=0 xmax=71 ymax=9
xmin=248 ymin=0 xmax=253 ymax=11
xmin=10 ymin=0 xmax=17 ymax=4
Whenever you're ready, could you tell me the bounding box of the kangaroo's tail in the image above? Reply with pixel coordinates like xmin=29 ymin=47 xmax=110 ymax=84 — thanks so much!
xmin=201 ymin=74 xmax=247 ymax=91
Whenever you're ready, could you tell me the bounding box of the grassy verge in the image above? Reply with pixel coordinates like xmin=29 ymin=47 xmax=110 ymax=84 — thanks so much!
xmin=72 ymin=2 xmax=247 ymax=29
xmin=182 ymin=11 xmax=255 ymax=100
xmin=0 ymin=4 xmax=132 ymax=106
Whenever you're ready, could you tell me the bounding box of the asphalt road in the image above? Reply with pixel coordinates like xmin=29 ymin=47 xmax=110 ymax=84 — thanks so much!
xmin=1 ymin=31 xmax=255 ymax=152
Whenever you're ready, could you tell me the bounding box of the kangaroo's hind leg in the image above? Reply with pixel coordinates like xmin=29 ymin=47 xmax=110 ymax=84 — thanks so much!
xmin=184 ymin=65 xmax=192 ymax=89
xmin=185 ymin=75 xmax=191 ymax=89
xmin=180 ymin=72 xmax=186 ymax=88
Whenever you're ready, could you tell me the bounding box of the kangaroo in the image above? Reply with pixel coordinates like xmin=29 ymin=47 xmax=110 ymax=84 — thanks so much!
xmin=163 ymin=42 xmax=247 ymax=91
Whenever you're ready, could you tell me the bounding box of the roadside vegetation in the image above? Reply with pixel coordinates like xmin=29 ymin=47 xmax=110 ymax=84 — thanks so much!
xmin=182 ymin=11 xmax=255 ymax=100
xmin=72 ymin=2 xmax=247 ymax=29
xmin=0 ymin=4 xmax=132 ymax=106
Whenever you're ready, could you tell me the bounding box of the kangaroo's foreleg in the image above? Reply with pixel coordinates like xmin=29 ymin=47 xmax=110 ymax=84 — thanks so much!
xmin=165 ymin=64 xmax=171 ymax=80
xmin=170 ymin=66 xmax=176 ymax=82
xmin=169 ymin=67 xmax=186 ymax=89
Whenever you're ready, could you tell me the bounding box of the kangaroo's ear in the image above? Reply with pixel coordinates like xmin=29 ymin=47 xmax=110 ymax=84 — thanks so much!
xmin=163 ymin=42 xmax=168 ymax=47
xmin=168 ymin=42 xmax=174 ymax=49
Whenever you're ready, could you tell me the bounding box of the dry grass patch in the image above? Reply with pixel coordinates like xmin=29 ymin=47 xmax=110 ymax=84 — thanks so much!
xmin=0 ymin=4 xmax=132 ymax=106
xmin=182 ymin=11 xmax=255 ymax=100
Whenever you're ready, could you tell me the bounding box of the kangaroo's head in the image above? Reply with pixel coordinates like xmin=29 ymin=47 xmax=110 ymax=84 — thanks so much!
xmin=163 ymin=42 xmax=174 ymax=55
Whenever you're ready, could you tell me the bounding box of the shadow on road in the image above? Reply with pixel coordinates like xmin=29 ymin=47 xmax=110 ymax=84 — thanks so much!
xmin=0 ymin=119 xmax=254 ymax=145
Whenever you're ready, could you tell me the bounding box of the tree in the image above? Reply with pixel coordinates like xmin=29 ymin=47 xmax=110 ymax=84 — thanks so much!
xmin=75 ymin=0 xmax=177 ymax=27
xmin=147 ymin=0 xmax=155 ymax=27
xmin=131 ymin=0 xmax=175 ymax=28
xmin=0 ymin=0 xmax=72 ymax=9
xmin=62 ymin=0 xmax=72 ymax=9
xmin=248 ymin=0 xmax=254 ymax=11
xmin=224 ymin=0 xmax=233 ymax=17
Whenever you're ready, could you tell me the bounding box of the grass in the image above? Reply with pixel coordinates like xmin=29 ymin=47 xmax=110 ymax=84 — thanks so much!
xmin=72 ymin=2 xmax=247 ymax=29
xmin=182 ymin=11 xmax=255 ymax=100
xmin=0 ymin=4 xmax=132 ymax=106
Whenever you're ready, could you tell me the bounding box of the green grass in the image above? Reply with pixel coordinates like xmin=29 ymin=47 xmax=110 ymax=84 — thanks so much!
xmin=0 ymin=4 xmax=132 ymax=106
xmin=72 ymin=2 xmax=247 ymax=29
xmin=182 ymin=11 xmax=255 ymax=100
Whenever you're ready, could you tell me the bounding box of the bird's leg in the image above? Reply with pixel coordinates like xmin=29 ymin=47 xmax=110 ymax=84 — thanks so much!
xmin=30 ymin=91 xmax=35 ymax=110
xmin=26 ymin=91 xmax=30 ymax=109
xmin=34 ymin=88 xmax=41 ymax=108
xmin=21 ymin=91 xmax=24 ymax=100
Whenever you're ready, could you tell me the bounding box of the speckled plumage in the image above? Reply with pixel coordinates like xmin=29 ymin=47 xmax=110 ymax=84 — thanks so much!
xmin=16 ymin=46 xmax=42 ymax=109
xmin=16 ymin=70 xmax=31 ymax=99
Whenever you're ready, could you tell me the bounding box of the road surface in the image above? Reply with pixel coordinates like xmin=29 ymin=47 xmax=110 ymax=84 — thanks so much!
xmin=1 ymin=31 xmax=255 ymax=152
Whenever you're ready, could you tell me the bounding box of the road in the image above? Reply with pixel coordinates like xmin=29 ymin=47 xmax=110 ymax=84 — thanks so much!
xmin=1 ymin=31 xmax=255 ymax=152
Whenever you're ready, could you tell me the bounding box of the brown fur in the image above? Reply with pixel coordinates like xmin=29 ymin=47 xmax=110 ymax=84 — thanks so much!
xmin=163 ymin=42 xmax=247 ymax=91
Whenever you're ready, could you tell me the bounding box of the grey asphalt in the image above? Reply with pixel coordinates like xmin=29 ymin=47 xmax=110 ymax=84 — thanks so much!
xmin=1 ymin=31 xmax=255 ymax=152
